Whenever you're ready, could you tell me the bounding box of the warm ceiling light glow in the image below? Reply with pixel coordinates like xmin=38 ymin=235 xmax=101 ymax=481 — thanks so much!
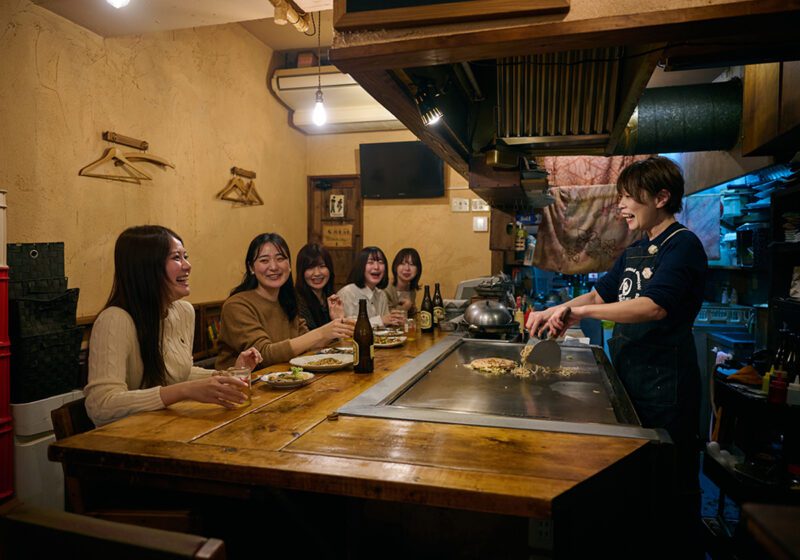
xmin=107 ymin=0 xmax=130 ymax=8
xmin=312 ymin=89 xmax=327 ymax=126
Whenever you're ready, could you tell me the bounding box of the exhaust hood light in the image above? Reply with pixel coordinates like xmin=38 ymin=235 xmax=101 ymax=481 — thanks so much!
xmin=107 ymin=0 xmax=130 ymax=8
xmin=416 ymin=88 xmax=444 ymax=126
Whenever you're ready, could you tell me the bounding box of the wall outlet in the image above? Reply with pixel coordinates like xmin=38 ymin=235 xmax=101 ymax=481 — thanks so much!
xmin=528 ymin=518 xmax=554 ymax=551
xmin=451 ymin=197 xmax=470 ymax=212
xmin=471 ymin=198 xmax=489 ymax=212
xmin=472 ymin=216 xmax=488 ymax=232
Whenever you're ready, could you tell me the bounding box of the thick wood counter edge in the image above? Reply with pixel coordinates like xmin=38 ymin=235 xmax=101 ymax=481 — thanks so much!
xmin=49 ymin=432 xmax=581 ymax=518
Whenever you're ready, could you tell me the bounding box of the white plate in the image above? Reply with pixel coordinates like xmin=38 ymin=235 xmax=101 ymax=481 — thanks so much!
xmin=374 ymin=329 xmax=403 ymax=337
xmin=374 ymin=335 xmax=407 ymax=348
xmin=289 ymin=353 xmax=353 ymax=372
xmin=260 ymin=371 xmax=315 ymax=388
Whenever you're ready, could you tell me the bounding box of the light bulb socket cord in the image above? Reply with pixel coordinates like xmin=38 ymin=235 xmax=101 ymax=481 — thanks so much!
xmin=315 ymin=89 xmax=324 ymax=103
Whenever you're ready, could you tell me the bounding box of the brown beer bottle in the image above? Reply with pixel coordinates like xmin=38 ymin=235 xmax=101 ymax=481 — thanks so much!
xmin=353 ymin=298 xmax=374 ymax=373
xmin=433 ymin=282 xmax=444 ymax=329
xmin=420 ymin=285 xmax=434 ymax=333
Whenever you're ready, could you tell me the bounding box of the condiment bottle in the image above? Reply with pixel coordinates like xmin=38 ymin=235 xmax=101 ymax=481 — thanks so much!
xmin=768 ymin=369 xmax=788 ymax=405
xmin=353 ymin=299 xmax=374 ymax=374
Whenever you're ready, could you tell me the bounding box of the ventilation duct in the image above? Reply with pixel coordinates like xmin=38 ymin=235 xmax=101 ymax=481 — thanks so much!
xmin=614 ymin=79 xmax=742 ymax=154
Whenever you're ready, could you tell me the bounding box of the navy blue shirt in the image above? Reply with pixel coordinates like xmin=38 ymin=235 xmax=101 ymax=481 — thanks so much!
xmin=595 ymin=222 xmax=707 ymax=329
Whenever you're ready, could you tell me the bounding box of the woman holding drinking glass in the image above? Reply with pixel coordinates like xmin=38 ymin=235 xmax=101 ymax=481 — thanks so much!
xmin=85 ymin=225 xmax=262 ymax=427
xmin=385 ymin=248 xmax=422 ymax=316
xmin=337 ymin=246 xmax=405 ymax=327
xmin=215 ymin=233 xmax=354 ymax=369
xmin=295 ymin=243 xmax=344 ymax=330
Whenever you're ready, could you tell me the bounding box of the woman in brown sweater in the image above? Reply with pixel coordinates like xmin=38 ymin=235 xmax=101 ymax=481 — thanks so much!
xmin=216 ymin=233 xmax=354 ymax=369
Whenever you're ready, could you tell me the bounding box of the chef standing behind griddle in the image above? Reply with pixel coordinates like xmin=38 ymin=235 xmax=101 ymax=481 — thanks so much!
xmin=527 ymin=156 xmax=707 ymax=556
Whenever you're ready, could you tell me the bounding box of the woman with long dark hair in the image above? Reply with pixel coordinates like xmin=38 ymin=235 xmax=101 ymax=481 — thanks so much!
xmin=294 ymin=243 xmax=344 ymax=330
xmin=216 ymin=233 xmax=354 ymax=368
xmin=85 ymin=225 xmax=262 ymax=426
xmin=385 ymin=248 xmax=422 ymax=316
xmin=337 ymin=246 xmax=405 ymax=327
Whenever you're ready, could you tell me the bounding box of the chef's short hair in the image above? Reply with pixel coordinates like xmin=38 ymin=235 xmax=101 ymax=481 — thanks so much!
xmin=616 ymin=156 xmax=684 ymax=214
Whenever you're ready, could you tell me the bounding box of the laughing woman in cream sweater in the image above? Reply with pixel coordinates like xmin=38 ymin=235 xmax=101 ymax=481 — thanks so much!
xmin=85 ymin=226 xmax=261 ymax=426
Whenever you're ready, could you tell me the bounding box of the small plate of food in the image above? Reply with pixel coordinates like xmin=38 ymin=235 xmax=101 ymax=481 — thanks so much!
xmin=289 ymin=353 xmax=353 ymax=372
xmin=374 ymin=335 xmax=407 ymax=348
xmin=261 ymin=368 xmax=315 ymax=388
xmin=319 ymin=346 xmax=354 ymax=355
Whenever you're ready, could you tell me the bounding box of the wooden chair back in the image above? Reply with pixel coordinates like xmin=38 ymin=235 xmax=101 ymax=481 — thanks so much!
xmin=51 ymin=397 xmax=94 ymax=440
xmin=0 ymin=500 xmax=225 ymax=560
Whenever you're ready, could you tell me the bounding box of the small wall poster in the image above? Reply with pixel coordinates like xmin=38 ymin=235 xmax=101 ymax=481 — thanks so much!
xmin=329 ymin=194 xmax=345 ymax=218
xmin=322 ymin=224 xmax=353 ymax=248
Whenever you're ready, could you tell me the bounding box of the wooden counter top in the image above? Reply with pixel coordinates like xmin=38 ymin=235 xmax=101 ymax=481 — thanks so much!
xmin=49 ymin=332 xmax=654 ymax=520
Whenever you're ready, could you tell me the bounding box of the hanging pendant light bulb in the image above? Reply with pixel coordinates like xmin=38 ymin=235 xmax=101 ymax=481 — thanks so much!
xmin=107 ymin=0 xmax=130 ymax=8
xmin=313 ymin=89 xmax=327 ymax=126
xmin=312 ymin=12 xmax=326 ymax=127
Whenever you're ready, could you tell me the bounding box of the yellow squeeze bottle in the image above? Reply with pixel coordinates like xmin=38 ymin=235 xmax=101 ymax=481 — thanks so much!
xmin=762 ymin=366 xmax=774 ymax=393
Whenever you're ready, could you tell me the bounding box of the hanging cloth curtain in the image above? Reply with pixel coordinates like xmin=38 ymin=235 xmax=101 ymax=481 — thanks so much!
xmin=532 ymin=156 xmax=652 ymax=273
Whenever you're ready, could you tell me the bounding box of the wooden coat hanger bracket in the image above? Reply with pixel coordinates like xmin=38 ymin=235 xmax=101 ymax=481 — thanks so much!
xmin=231 ymin=167 xmax=256 ymax=179
xmin=80 ymin=131 xmax=175 ymax=183
xmin=217 ymin=167 xmax=263 ymax=206
xmin=102 ymin=131 xmax=148 ymax=151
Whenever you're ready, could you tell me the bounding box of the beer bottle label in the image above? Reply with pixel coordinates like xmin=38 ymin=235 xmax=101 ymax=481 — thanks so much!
xmin=434 ymin=306 xmax=444 ymax=322
xmin=353 ymin=341 xmax=359 ymax=366
xmin=420 ymin=311 xmax=432 ymax=329
xmin=370 ymin=344 xmax=375 ymax=359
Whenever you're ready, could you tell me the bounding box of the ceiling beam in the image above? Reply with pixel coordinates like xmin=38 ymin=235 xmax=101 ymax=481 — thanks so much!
xmin=331 ymin=1 xmax=800 ymax=73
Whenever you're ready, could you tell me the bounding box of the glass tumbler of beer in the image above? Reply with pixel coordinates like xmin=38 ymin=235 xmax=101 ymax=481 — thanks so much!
xmin=405 ymin=318 xmax=417 ymax=341
xmin=223 ymin=366 xmax=252 ymax=407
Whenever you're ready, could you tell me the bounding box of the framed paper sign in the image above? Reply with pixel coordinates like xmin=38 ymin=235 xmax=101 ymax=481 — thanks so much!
xmin=329 ymin=194 xmax=345 ymax=218
xmin=322 ymin=224 xmax=353 ymax=248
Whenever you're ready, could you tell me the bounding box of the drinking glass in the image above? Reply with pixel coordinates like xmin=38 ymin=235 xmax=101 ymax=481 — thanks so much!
xmin=221 ymin=366 xmax=251 ymax=407
xmin=405 ymin=318 xmax=417 ymax=341
xmin=391 ymin=307 xmax=408 ymax=326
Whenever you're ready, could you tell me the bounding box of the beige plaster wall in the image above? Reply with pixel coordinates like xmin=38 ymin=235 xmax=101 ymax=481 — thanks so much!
xmin=307 ymin=130 xmax=491 ymax=300
xmin=0 ymin=1 xmax=308 ymax=316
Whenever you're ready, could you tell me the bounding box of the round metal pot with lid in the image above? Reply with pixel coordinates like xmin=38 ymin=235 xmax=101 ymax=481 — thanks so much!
xmin=464 ymin=299 xmax=513 ymax=327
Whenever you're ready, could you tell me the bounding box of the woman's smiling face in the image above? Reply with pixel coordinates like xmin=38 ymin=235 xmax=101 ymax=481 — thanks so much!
xmin=251 ymin=242 xmax=290 ymax=293
xmin=304 ymin=261 xmax=330 ymax=292
xmin=364 ymin=253 xmax=386 ymax=289
xmin=396 ymin=256 xmax=418 ymax=285
xmin=164 ymin=236 xmax=191 ymax=302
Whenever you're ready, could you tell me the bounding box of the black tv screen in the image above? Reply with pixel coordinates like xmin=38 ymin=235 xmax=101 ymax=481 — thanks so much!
xmin=359 ymin=141 xmax=445 ymax=199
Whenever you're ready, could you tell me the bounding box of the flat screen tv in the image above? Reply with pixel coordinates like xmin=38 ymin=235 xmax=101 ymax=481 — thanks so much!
xmin=359 ymin=141 xmax=445 ymax=199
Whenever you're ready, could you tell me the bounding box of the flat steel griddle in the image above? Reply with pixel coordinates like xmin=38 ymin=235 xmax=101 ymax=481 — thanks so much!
xmin=339 ymin=336 xmax=668 ymax=441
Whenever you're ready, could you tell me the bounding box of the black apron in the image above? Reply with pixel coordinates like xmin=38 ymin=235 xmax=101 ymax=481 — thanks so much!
xmin=607 ymin=228 xmax=700 ymax=442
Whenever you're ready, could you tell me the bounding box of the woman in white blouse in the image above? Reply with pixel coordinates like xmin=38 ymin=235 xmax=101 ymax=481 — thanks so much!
xmin=337 ymin=246 xmax=405 ymax=327
xmin=84 ymin=225 xmax=261 ymax=426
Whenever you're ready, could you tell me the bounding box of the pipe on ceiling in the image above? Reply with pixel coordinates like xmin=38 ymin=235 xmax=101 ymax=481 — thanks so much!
xmin=614 ymin=78 xmax=742 ymax=155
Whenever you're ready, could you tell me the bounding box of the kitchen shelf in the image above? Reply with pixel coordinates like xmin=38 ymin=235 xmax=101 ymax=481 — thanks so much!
xmin=768 ymin=241 xmax=800 ymax=253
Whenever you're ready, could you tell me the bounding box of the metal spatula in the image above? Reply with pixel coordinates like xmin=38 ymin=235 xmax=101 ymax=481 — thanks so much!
xmin=521 ymin=309 xmax=569 ymax=368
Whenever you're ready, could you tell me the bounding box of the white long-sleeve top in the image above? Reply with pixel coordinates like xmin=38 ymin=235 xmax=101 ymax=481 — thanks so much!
xmin=336 ymin=283 xmax=388 ymax=327
xmin=84 ymin=300 xmax=212 ymax=426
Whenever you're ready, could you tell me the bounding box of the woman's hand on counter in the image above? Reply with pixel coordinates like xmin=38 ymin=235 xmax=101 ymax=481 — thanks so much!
xmin=235 ymin=347 xmax=262 ymax=370
xmin=160 ymin=376 xmax=247 ymax=408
